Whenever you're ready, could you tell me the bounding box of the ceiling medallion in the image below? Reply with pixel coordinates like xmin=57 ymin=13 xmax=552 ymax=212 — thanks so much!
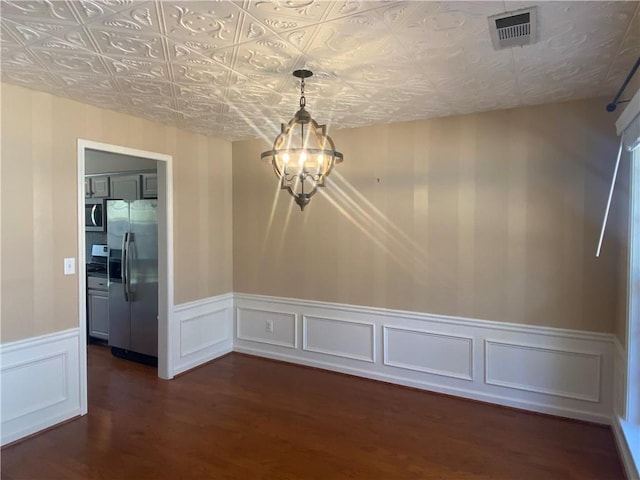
xmin=261 ymin=69 xmax=343 ymax=211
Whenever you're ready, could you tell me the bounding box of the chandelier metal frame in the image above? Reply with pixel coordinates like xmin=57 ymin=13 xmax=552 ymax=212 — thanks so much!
xmin=261 ymin=69 xmax=343 ymax=211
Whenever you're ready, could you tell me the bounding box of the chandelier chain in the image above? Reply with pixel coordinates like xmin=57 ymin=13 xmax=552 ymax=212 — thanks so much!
xmin=299 ymin=77 xmax=306 ymax=108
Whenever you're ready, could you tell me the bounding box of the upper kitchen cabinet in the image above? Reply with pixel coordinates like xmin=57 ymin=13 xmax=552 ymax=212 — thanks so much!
xmin=85 ymin=176 xmax=110 ymax=198
xmin=110 ymin=174 xmax=140 ymax=201
xmin=142 ymin=173 xmax=157 ymax=198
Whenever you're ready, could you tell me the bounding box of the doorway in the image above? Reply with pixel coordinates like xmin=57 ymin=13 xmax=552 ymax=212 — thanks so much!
xmin=77 ymin=140 xmax=174 ymax=415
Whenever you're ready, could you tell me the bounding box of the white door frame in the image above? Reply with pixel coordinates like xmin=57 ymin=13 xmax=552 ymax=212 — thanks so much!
xmin=627 ymin=147 xmax=640 ymax=425
xmin=77 ymin=139 xmax=174 ymax=414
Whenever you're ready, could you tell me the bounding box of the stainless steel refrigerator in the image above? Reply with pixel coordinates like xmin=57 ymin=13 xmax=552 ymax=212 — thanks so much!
xmin=107 ymin=199 xmax=158 ymax=360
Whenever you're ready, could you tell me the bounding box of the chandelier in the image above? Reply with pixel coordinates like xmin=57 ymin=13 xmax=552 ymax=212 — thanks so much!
xmin=261 ymin=70 xmax=343 ymax=211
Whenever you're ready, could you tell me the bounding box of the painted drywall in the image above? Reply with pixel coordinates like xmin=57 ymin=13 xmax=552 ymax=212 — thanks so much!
xmin=0 ymin=83 xmax=233 ymax=343
xmin=233 ymin=98 xmax=622 ymax=333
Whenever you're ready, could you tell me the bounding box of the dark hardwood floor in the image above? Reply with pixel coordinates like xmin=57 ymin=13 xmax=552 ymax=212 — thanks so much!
xmin=1 ymin=344 xmax=625 ymax=479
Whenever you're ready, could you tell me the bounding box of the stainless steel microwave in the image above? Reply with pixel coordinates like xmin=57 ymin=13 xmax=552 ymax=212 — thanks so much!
xmin=85 ymin=199 xmax=106 ymax=232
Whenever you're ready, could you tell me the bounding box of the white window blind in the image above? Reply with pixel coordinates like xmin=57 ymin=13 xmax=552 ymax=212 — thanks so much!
xmin=596 ymin=88 xmax=639 ymax=257
xmin=617 ymin=88 xmax=640 ymax=150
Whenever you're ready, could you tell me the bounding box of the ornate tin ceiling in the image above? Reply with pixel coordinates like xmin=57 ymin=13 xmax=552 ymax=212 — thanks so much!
xmin=1 ymin=1 xmax=638 ymax=141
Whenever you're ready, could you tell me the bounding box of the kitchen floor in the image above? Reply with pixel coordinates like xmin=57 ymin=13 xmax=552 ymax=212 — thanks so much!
xmin=1 ymin=344 xmax=625 ymax=479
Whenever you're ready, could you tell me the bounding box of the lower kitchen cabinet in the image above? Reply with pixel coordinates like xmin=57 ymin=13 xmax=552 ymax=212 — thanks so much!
xmin=88 ymin=276 xmax=109 ymax=341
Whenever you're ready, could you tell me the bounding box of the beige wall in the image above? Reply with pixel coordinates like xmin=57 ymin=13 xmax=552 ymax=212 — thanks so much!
xmin=1 ymin=83 xmax=233 ymax=343
xmin=233 ymin=98 xmax=622 ymax=333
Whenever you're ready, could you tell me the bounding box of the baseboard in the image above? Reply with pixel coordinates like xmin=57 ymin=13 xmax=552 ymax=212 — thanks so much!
xmin=172 ymin=293 xmax=234 ymax=377
xmin=0 ymin=328 xmax=82 ymax=446
xmin=234 ymin=293 xmax=615 ymax=424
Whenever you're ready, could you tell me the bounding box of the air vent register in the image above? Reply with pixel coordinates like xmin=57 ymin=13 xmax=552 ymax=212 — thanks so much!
xmin=488 ymin=7 xmax=537 ymax=50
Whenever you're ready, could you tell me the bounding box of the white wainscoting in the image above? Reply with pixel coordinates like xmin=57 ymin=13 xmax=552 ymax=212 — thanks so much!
xmin=233 ymin=293 xmax=615 ymax=424
xmin=172 ymin=293 xmax=234 ymax=376
xmin=614 ymin=337 xmax=627 ymax=419
xmin=0 ymin=329 xmax=82 ymax=446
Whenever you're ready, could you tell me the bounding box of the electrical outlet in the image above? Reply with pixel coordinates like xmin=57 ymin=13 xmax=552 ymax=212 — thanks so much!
xmin=265 ymin=319 xmax=274 ymax=333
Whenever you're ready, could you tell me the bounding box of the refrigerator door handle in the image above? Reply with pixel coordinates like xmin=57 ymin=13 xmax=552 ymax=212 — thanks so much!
xmin=91 ymin=204 xmax=98 ymax=226
xmin=122 ymin=232 xmax=129 ymax=302
xmin=125 ymin=231 xmax=132 ymax=302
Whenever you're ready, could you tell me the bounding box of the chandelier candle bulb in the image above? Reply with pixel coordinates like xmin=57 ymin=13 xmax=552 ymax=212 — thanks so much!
xmin=260 ymin=69 xmax=343 ymax=211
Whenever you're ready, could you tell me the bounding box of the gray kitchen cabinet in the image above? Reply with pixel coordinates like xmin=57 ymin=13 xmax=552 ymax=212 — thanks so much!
xmin=110 ymin=174 xmax=140 ymax=201
xmin=87 ymin=276 xmax=109 ymax=341
xmin=142 ymin=173 xmax=157 ymax=198
xmin=85 ymin=176 xmax=110 ymax=198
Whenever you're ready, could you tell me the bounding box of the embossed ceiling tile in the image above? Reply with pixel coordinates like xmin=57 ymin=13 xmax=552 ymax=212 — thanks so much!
xmin=613 ymin=9 xmax=640 ymax=59
xmin=233 ymin=38 xmax=298 ymax=75
xmin=0 ymin=1 xmax=79 ymax=25
xmin=174 ymin=83 xmax=226 ymax=105
xmin=175 ymin=98 xmax=224 ymax=119
xmin=93 ymin=2 xmax=163 ymax=36
xmin=103 ymin=55 xmax=169 ymax=81
xmin=26 ymin=26 xmax=95 ymax=54
xmin=273 ymin=24 xmax=318 ymax=51
xmin=66 ymin=90 xmax=129 ymax=111
xmin=1 ymin=69 xmax=65 ymax=94
xmin=420 ymin=46 xmax=513 ymax=83
xmin=376 ymin=2 xmax=423 ymax=28
xmin=240 ymin=5 xmax=317 ymax=36
xmin=1 ymin=46 xmax=46 ymax=70
xmin=29 ymin=48 xmax=109 ymax=75
xmin=115 ymin=77 xmax=173 ymax=97
xmin=0 ymin=17 xmax=73 ymax=46
xmin=166 ymin=39 xmax=235 ymax=70
xmin=127 ymin=96 xmax=178 ymax=122
xmin=241 ymin=0 xmax=333 ymax=24
xmin=228 ymin=72 xmax=281 ymax=92
xmin=172 ymin=63 xmax=229 ymax=89
xmin=160 ymin=2 xmax=243 ymax=47
xmin=534 ymin=1 xmax=638 ymax=33
xmin=58 ymin=72 xmax=118 ymax=93
xmin=66 ymin=0 xmax=121 ymax=25
xmin=87 ymin=26 xmax=166 ymax=60
xmin=393 ymin=1 xmax=498 ymax=48
xmin=305 ymin=21 xmax=390 ymax=68
xmin=227 ymin=84 xmax=281 ymax=108
xmin=1 ymin=21 xmax=27 ymax=47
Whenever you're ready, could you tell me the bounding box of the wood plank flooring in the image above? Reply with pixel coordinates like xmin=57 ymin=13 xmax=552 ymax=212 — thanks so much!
xmin=1 ymin=344 xmax=625 ymax=479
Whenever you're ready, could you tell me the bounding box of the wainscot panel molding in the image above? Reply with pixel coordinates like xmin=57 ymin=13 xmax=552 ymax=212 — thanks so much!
xmin=0 ymin=329 xmax=81 ymax=446
xmin=237 ymin=306 xmax=297 ymax=349
xmin=172 ymin=293 xmax=233 ymax=376
xmin=233 ymin=293 xmax=615 ymax=424
xmin=384 ymin=326 xmax=473 ymax=381
xmin=303 ymin=316 xmax=375 ymax=363
xmin=485 ymin=340 xmax=601 ymax=402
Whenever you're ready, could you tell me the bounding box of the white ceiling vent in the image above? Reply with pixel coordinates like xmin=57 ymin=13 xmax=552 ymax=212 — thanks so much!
xmin=488 ymin=7 xmax=537 ymax=50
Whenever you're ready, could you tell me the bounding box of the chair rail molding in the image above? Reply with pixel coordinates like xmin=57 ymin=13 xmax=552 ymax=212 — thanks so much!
xmin=233 ymin=292 xmax=615 ymax=424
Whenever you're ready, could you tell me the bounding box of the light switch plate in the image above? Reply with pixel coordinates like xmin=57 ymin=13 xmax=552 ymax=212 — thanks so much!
xmin=64 ymin=257 xmax=75 ymax=275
